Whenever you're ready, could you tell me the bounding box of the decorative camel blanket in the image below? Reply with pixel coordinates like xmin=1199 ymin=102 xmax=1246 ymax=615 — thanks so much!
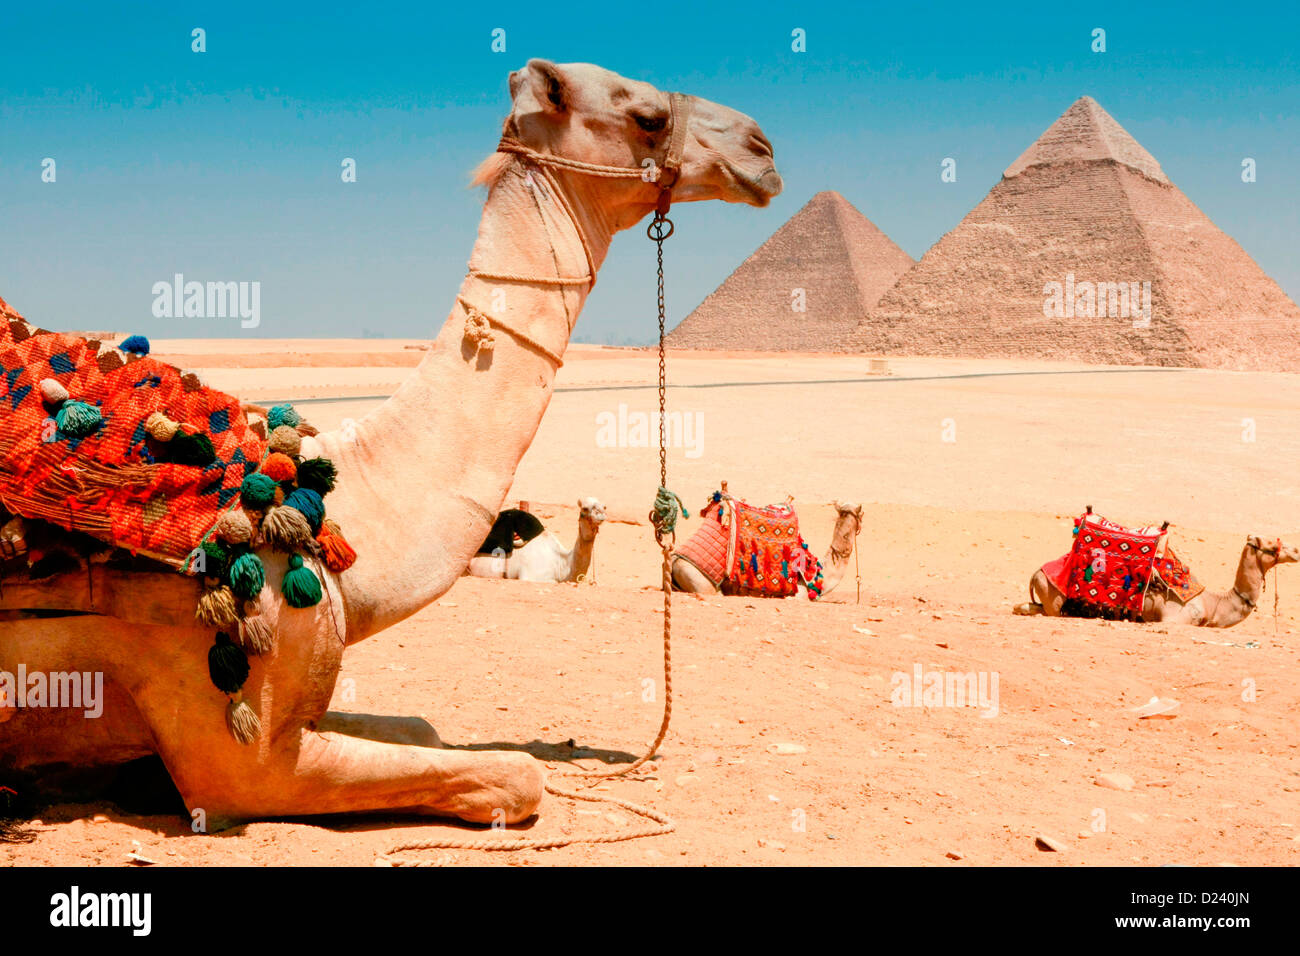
xmin=677 ymin=492 xmax=824 ymax=599
xmin=0 ymin=297 xmax=264 ymax=566
xmin=0 ymin=294 xmax=359 ymax=746
xmin=1046 ymin=511 xmax=1168 ymax=619
xmin=1151 ymin=548 xmax=1204 ymax=604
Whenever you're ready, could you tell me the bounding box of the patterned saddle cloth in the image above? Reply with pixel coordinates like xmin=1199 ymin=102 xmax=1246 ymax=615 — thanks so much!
xmin=676 ymin=491 xmax=824 ymax=599
xmin=0 ymin=295 xmax=265 ymax=566
xmin=1043 ymin=510 xmax=1203 ymax=619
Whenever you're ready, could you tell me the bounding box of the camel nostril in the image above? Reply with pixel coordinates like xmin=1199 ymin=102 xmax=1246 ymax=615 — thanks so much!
xmin=750 ymin=131 xmax=774 ymax=158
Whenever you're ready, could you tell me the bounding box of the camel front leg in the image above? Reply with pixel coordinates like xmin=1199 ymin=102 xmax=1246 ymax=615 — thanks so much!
xmin=1013 ymin=569 xmax=1063 ymax=616
xmin=155 ymin=725 xmax=543 ymax=827
xmin=672 ymin=557 xmax=719 ymax=595
xmin=317 ymin=711 xmax=442 ymax=748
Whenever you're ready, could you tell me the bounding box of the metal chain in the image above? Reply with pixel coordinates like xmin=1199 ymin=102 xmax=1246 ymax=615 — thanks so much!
xmin=385 ymin=208 xmax=683 ymax=860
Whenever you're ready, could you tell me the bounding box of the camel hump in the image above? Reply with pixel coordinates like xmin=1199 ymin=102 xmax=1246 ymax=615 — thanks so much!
xmin=478 ymin=509 xmax=546 ymax=555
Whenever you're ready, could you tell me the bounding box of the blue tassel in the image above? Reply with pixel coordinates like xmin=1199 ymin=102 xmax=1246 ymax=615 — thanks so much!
xmin=120 ymin=334 xmax=150 ymax=356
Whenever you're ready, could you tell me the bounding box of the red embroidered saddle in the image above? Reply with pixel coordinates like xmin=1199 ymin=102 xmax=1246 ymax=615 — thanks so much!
xmin=0 ymin=295 xmax=266 ymax=566
xmin=1044 ymin=510 xmax=1202 ymax=619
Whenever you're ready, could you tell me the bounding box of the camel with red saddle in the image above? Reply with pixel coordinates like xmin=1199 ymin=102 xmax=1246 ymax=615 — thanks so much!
xmin=1015 ymin=512 xmax=1297 ymax=627
xmin=0 ymin=60 xmax=782 ymax=830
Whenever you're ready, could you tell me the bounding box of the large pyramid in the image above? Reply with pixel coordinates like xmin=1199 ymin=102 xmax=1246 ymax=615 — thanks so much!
xmin=666 ymin=191 xmax=914 ymax=351
xmin=845 ymin=96 xmax=1300 ymax=369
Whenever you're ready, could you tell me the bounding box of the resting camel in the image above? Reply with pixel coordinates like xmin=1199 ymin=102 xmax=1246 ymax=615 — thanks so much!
xmin=466 ymin=497 xmax=606 ymax=583
xmin=672 ymin=499 xmax=863 ymax=598
xmin=0 ymin=59 xmax=781 ymax=830
xmin=1014 ymin=536 xmax=1298 ymax=627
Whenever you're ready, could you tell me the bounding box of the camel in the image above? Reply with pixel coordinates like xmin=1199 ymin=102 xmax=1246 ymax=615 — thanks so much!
xmin=466 ymin=497 xmax=605 ymax=583
xmin=0 ymin=59 xmax=781 ymax=831
xmin=672 ymin=494 xmax=863 ymax=599
xmin=1014 ymin=536 xmax=1298 ymax=627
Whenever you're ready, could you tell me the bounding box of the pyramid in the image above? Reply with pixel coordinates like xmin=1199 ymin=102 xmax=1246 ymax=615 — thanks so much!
xmin=845 ymin=97 xmax=1300 ymax=369
xmin=666 ymin=191 xmax=914 ymax=351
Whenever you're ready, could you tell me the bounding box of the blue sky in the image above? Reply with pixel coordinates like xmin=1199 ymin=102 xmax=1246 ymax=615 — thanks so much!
xmin=1 ymin=1 xmax=1296 ymax=343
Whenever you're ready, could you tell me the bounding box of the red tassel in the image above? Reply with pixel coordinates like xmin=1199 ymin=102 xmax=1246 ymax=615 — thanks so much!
xmin=317 ymin=526 xmax=356 ymax=572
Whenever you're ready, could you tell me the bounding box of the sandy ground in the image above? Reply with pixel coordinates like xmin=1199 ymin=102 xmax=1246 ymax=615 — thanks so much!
xmin=5 ymin=344 xmax=1299 ymax=866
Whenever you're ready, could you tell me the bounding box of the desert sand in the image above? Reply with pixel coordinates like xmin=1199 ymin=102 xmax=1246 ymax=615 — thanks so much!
xmin=6 ymin=341 xmax=1298 ymax=866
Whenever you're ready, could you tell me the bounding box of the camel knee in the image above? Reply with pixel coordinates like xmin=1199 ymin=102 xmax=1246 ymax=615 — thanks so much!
xmin=444 ymin=751 xmax=544 ymax=824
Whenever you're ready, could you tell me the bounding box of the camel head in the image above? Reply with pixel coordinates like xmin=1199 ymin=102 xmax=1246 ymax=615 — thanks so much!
xmin=487 ymin=59 xmax=782 ymax=226
xmin=1245 ymin=536 xmax=1299 ymax=570
xmin=578 ymin=497 xmax=607 ymax=542
xmin=831 ymin=500 xmax=864 ymax=536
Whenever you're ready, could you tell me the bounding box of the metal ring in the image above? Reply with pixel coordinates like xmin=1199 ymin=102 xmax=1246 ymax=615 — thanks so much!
xmin=647 ymin=216 xmax=675 ymax=241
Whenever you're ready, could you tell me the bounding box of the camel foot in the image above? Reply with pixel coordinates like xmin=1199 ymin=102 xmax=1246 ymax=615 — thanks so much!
xmin=1013 ymin=602 xmax=1044 ymax=616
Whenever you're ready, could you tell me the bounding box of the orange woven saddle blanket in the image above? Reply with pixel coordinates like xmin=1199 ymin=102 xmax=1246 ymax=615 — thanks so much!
xmin=0 ymin=295 xmax=266 ymax=565
xmin=675 ymin=494 xmax=823 ymax=599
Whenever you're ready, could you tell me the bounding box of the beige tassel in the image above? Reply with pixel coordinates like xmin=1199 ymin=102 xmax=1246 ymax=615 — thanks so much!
xmin=238 ymin=612 xmax=274 ymax=656
xmin=144 ymin=411 xmax=180 ymax=441
xmin=262 ymin=506 xmax=314 ymax=552
xmin=214 ymin=509 xmax=253 ymax=544
xmin=196 ymin=585 xmax=239 ymax=628
xmin=226 ymin=692 xmax=261 ymax=744
xmin=268 ymin=425 xmax=302 ymax=457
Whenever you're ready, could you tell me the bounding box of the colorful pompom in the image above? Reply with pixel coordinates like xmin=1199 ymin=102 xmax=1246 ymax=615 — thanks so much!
xmin=268 ymin=425 xmax=302 ymax=457
xmin=196 ymin=585 xmax=239 ymax=628
xmin=318 ymin=519 xmax=357 ymax=572
xmin=296 ymin=457 xmax=337 ymax=495
xmin=282 ymin=553 xmax=323 ymax=608
xmin=119 ymin=334 xmax=151 ymax=356
xmin=39 ymin=378 xmax=69 ymax=405
xmin=228 ymin=551 xmax=266 ymax=600
xmin=169 ymin=431 xmax=216 ymax=466
xmin=267 ymin=403 xmax=301 ymax=430
xmin=283 ymin=488 xmax=325 ymax=534
xmin=240 ymin=472 xmax=278 ymax=508
xmin=55 ymin=400 xmax=101 ymax=437
xmin=262 ymin=505 xmax=314 ymax=552
xmin=144 ymin=411 xmax=180 ymax=442
xmin=214 ymin=509 xmax=253 ymax=544
xmin=261 ymin=452 xmax=297 ymax=483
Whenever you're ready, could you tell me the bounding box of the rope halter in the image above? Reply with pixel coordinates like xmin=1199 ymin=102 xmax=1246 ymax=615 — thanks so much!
xmin=483 ymin=92 xmax=692 ymax=290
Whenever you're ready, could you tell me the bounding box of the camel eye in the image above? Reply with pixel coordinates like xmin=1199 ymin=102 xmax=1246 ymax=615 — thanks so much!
xmin=634 ymin=114 xmax=667 ymax=133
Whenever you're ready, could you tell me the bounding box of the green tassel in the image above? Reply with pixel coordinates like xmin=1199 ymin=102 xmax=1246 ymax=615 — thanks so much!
xmin=207 ymin=632 xmax=249 ymax=694
xmin=282 ymin=553 xmax=322 ymax=608
xmin=240 ymin=472 xmax=277 ymax=509
xmin=228 ymin=552 xmax=266 ymax=600
xmin=296 ymin=457 xmax=337 ymax=495
xmin=55 ymin=400 xmax=101 ymax=437
xmin=169 ymin=431 xmax=216 ymax=466
xmin=200 ymin=540 xmax=231 ymax=579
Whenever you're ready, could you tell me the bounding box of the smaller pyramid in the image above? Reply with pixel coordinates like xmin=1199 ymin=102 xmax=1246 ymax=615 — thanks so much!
xmin=666 ymin=191 xmax=914 ymax=351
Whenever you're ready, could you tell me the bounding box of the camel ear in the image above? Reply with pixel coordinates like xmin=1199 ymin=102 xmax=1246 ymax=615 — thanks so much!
xmin=512 ymin=59 xmax=569 ymax=116
xmin=1247 ymin=535 xmax=1261 ymax=549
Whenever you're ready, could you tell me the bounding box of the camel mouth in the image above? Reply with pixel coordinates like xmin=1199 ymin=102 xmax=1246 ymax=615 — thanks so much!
xmin=735 ymin=165 xmax=783 ymax=207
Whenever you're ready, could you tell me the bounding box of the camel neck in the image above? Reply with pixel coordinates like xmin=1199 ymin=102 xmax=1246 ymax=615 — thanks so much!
xmin=572 ymin=525 xmax=598 ymax=581
xmin=316 ymin=163 xmax=621 ymax=639
xmin=1233 ymin=548 xmax=1268 ymax=605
